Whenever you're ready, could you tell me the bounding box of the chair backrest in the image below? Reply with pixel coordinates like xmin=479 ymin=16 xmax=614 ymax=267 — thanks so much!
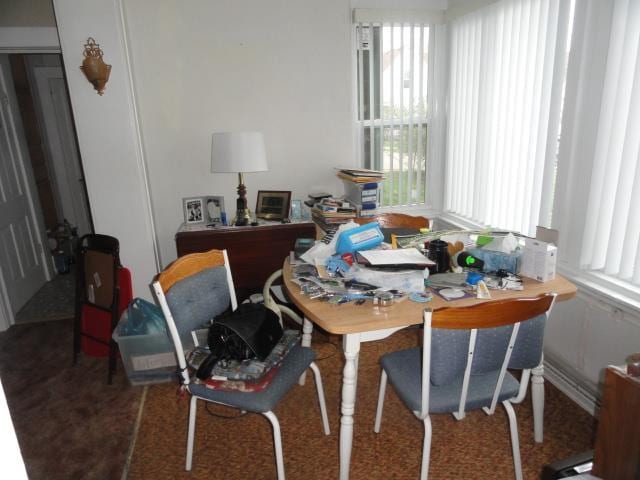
xmin=77 ymin=234 xmax=121 ymax=310
xmin=420 ymin=293 xmax=556 ymax=418
xmin=354 ymin=213 xmax=429 ymax=229
xmin=152 ymin=249 xmax=238 ymax=384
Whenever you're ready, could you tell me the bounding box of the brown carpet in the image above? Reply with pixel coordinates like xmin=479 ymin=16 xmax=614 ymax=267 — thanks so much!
xmin=128 ymin=329 xmax=596 ymax=479
xmin=0 ymin=318 xmax=143 ymax=480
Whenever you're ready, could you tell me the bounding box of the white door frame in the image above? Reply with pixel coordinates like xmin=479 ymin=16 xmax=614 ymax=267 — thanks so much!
xmin=0 ymin=58 xmax=54 ymax=326
xmin=33 ymin=66 xmax=92 ymax=236
xmin=0 ymin=29 xmax=60 ymax=331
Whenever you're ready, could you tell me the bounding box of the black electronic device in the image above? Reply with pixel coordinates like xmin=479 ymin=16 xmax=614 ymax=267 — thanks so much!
xmin=294 ymin=238 xmax=314 ymax=258
xmin=541 ymin=451 xmax=594 ymax=479
xmin=427 ymin=239 xmax=450 ymax=273
xmin=196 ymin=303 xmax=283 ymax=380
xmin=453 ymin=251 xmax=485 ymax=270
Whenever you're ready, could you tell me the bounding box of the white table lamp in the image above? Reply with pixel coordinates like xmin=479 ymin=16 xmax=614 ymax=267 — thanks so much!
xmin=211 ymin=131 xmax=267 ymax=226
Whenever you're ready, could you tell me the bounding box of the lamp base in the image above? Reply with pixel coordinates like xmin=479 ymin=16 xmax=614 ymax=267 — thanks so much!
xmin=233 ymin=173 xmax=254 ymax=226
xmin=234 ymin=208 xmax=252 ymax=227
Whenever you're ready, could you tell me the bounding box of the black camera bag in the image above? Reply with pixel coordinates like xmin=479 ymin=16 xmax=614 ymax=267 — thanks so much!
xmin=195 ymin=303 xmax=283 ymax=380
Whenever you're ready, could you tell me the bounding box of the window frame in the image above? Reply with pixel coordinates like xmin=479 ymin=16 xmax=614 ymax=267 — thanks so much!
xmin=352 ymin=15 xmax=445 ymax=213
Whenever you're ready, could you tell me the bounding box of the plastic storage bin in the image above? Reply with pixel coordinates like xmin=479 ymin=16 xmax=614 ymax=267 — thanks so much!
xmin=112 ymin=315 xmax=177 ymax=386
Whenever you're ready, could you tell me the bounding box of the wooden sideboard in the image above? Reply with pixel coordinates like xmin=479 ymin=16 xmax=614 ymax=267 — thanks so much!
xmin=175 ymin=222 xmax=315 ymax=300
xmin=592 ymin=366 xmax=640 ymax=479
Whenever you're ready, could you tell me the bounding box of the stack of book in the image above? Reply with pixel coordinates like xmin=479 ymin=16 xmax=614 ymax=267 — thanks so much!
xmin=304 ymin=192 xmax=332 ymax=209
xmin=336 ymin=167 xmax=384 ymax=217
xmin=310 ymin=197 xmax=357 ymax=231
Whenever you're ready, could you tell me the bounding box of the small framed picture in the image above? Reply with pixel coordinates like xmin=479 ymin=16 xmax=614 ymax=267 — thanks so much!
xmin=255 ymin=190 xmax=292 ymax=220
xmin=290 ymin=199 xmax=302 ymax=220
xmin=203 ymin=196 xmax=225 ymax=224
xmin=183 ymin=197 xmax=204 ymax=224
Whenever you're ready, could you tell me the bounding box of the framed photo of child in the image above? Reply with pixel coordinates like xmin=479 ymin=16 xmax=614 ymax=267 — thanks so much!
xmin=183 ymin=197 xmax=204 ymax=224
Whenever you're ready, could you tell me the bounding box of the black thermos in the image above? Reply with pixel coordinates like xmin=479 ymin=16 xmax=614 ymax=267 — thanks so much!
xmin=427 ymin=239 xmax=450 ymax=273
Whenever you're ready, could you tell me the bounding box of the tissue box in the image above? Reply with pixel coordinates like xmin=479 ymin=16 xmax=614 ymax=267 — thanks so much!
xmin=520 ymin=238 xmax=557 ymax=282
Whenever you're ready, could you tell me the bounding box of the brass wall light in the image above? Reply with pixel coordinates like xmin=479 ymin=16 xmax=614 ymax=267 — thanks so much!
xmin=80 ymin=37 xmax=111 ymax=96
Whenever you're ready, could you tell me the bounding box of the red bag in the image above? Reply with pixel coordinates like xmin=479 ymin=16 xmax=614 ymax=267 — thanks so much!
xmin=81 ymin=267 xmax=133 ymax=357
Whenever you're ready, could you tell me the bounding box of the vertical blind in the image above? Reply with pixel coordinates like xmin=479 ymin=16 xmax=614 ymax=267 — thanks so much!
xmin=445 ymin=0 xmax=571 ymax=235
xmin=579 ymin=0 xmax=640 ymax=285
xmin=355 ymin=20 xmax=431 ymax=206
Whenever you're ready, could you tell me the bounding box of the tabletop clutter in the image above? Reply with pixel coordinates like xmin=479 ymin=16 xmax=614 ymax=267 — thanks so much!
xmin=291 ymin=219 xmax=558 ymax=307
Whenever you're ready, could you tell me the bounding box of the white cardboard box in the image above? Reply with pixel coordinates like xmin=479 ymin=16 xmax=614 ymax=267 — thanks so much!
xmin=520 ymin=238 xmax=557 ymax=282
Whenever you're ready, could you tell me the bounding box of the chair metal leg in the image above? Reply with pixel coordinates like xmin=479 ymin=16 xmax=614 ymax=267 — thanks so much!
xmin=420 ymin=415 xmax=432 ymax=480
xmin=309 ymin=362 xmax=330 ymax=435
xmin=185 ymin=395 xmax=198 ymax=471
xmin=374 ymin=370 xmax=388 ymax=433
xmin=263 ymin=411 xmax=286 ymax=480
xmin=503 ymin=400 xmax=523 ymax=480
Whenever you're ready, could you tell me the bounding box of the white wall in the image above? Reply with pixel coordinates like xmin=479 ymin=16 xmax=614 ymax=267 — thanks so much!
xmin=545 ymin=290 xmax=640 ymax=413
xmin=49 ymin=0 xmax=449 ymax=295
xmin=52 ymin=0 xmax=159 ymax=299
xmin=123 ymin=0 xmax=356 ymax=266
xmin=0 ymin=379 xmax=28 ymax=479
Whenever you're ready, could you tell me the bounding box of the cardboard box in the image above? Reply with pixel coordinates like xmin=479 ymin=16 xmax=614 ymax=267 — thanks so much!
xmin=520 ymin=238 xmax=557 ymax=282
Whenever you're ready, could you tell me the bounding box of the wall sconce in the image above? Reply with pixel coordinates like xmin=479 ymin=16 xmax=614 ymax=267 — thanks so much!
xmin=80 ymin=37 xmax=111 ymax=96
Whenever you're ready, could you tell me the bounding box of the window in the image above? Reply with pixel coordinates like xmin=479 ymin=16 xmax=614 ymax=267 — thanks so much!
xmin=444 ymin=0 xmax=573 ymax=236
xmin=354 ymin=18 xmax=432 ymax=207
xmin=554 ymin=0 xmax=640 ymax=298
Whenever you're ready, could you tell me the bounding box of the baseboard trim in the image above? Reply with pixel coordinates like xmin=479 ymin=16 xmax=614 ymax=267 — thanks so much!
xmin=544 ymin=356 xmax=599 ymax=417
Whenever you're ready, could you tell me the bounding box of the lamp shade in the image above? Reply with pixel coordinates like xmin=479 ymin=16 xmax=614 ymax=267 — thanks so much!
xmin=210 ymin=131 xmax=268 ymax=173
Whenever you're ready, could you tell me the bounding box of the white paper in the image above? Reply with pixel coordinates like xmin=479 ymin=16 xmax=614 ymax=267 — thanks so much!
xmin=358 ymin=248 xmax=434 ymax=266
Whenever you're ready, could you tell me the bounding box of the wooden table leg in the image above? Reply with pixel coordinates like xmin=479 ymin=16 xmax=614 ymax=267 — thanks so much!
xmin=340 ymin=334 xmax=361 ymax=480
xmin=532 ymin=357 xmax=545 ymax=443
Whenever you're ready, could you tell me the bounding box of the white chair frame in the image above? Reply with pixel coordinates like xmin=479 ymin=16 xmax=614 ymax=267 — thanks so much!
xmin=263 ymin=268 xmax=315 ymax=385
xmin=153 ymin=250 xmax=330 ymax=480
xmin=374 ymin=294 xmax=557 ymax=480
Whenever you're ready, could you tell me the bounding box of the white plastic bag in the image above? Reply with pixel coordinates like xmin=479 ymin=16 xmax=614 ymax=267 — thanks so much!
xmin=345 ymin=264 xmax=425 ymax=293
xmin=300 ymin=222 xmax=359 ymax=265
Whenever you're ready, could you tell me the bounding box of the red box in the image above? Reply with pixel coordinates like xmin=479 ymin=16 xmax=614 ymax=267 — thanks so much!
xmin=81 ymin=267 xmax=133 ymax=357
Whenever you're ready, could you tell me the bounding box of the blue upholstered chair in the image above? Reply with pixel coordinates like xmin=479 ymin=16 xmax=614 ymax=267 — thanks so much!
xmin=374 ymin=293 xmax=556 ymax=480
xmin=153 ymin=249 xmax=330 ymax=479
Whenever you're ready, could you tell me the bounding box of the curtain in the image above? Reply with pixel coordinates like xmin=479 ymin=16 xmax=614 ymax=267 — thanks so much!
xmin=445 ymin=0 xmax=571 ymax=235
xmin=579 ymin=0 xmax=640 ymax=285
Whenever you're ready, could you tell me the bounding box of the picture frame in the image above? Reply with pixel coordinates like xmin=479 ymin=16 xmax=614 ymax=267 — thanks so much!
xmin=183 ymin=196 xmax=226 ymax=225
xmin=255 ymin=190 xmax=292 ymax=220
xmin=183 ymin=197 xmax=204 ymax=224
xmin=290 ymin=199 xmax=302 ymax=220
xmin=203 ymin=195 xmax=226 ymax=224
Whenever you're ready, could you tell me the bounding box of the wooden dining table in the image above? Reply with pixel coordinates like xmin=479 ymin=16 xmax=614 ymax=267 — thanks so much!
xmin=282 ymin=258 xmax=577 ymax=480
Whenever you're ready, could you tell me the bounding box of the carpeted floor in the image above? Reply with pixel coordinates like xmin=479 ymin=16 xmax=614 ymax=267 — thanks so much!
xmin=14 ymin=270 xmax=76 ymax=324
xmin=0 ymin=318 xmax=143 ymax=480
xmin=127 ymin=328 xmax=596 ymax=480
